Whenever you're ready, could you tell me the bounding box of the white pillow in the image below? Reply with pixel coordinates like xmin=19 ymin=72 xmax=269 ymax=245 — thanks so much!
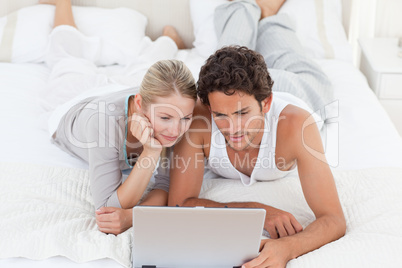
xmin=0 ymin=4 xmax=147 ymax=65
xmin=189 ymin=0 xmax=226 ymax=58
xmin=0 ymin=5 xmax=54 ymax=63
xmin=189 ymin=0 xmax=352 ymax=62
xmin=71 ymin=6 xmax=147 ymax=66
xmin=278 ymin=0 xmax=352 ymax=62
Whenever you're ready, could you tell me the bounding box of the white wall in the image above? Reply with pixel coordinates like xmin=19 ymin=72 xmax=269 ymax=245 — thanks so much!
xmin=347 ymin=0 xmax=402 ymax=66
xmin=375 ymin=0 xmax=402 ymax=38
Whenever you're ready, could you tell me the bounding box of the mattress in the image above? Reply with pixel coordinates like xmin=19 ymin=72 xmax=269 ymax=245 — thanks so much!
xmin=1 ymin=49 xmax=402 ymax=268
xmin=1 ymin=55 xmax=401 ymax=171
xmin=1 ymin=1 xmax=402 ymax=266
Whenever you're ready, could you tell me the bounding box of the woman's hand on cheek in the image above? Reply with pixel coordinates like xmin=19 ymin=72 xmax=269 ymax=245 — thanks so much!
xmin=130 ymin=113 xmax=162 ymax=153
xmin=95 ymin=207 xmax=132 ymax=235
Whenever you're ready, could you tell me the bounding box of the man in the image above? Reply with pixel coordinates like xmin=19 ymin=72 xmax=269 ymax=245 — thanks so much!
xmin=168 ymin=0 xmax=346 ymax=267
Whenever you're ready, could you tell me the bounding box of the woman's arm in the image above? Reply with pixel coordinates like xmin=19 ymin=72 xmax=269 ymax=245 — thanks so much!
xmin=95 ymin=162 xmax=169 ymax=235
xmin=95 ymin=166 xmax=169 ymax=235
xmin=85 ymin=111 xmax=161 ymax=210
xmin=85 ymin=107 xmax=163 ymax=233
xmin=95 ymin=189 xmax=168 ymax=235
xmin=139 ymin=189 xmax=168 ymax=206
xmin=117 ymin=149 xmax=161 ymax=209
xmin=117 ymin=113 xmax=163 ymax=208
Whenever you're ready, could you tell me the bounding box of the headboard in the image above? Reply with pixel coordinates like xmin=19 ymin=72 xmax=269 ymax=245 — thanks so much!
xmin=1 ymin=0 xmax=356 ymax=49
xmin=0 ymin=0 xmax=195 ymax=48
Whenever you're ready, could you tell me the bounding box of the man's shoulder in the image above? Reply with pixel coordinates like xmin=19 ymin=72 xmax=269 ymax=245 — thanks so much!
xmin=276 ymin=104 xmax=318 ymax=158
xmin=278 ymin=104 xmax=312 ymax=132
xmin=190 ymin=101 xmax=212 ymax=132
xmin=181 ymin=101 xmax=212 ymax=150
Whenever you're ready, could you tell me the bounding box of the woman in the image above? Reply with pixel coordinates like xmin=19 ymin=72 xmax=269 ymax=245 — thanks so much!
xmin=40 ymin=0 xmax=197 ymax=235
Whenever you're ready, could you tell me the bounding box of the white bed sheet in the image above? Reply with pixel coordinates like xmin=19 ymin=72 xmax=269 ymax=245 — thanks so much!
xmin=1 ymin=49 xmax=402 ymax=267
xmin=0 ymin=256 xmax=122 ymax=268
xmin=1 ymin=52 xmax=401 ymax=171
xmin=0 ymin=63 xmax=88 ymax=170
xmin=316 ymin=58 xmax=402 ymax=169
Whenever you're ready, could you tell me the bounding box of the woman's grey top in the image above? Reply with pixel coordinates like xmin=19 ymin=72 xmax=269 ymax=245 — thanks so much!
xmin=50 ymin=2 xmax=334 ymax=211
xmin=51 ymin=87 xmax=169 ymax=210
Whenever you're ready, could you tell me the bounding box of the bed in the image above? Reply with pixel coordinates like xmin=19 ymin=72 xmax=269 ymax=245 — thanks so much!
xmin=1 ymin=0 xmax=402 ymax=267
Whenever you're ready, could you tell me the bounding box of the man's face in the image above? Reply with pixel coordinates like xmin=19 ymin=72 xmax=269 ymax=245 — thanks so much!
xmin=208 ymin=91 xmax=270 ymax=151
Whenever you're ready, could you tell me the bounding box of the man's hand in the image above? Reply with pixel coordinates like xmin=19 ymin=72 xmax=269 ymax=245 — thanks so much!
xmin=95 ymin=207 xmax=132 ymax=235
xmin=263 ymin=205 xmax=303 ymax=239
xmin=242 ymin=239 xmax=290 ymax=268
xmin=178 ymin=198 xmax=303 ymax=239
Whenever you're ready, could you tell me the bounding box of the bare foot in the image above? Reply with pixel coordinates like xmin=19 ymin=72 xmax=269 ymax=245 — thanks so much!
xmin=163 ymin=26 xmax=186 ymax=50
xmin=256 ymin=0 xmax=286 ymax=19
xmin=39 ymin=0 xmax=70 ymax=5
xmin=39 ymin=0 xmax=57 ymax=4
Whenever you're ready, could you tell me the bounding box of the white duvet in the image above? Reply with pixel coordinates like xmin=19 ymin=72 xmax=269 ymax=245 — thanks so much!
xmin=1 ymin=162 xmax=402 ymax=267
xmin=0 ymin=163 xmax=133 ymax=267
xmin=1 ymin=26 xmax=402 ymax=268
xmin=201 ymin=167 xmax=402 ymax=267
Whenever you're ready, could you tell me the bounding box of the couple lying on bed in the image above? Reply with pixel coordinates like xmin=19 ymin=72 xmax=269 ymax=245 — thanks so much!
xmin=43 ymin=0 xmax=346 ymax=267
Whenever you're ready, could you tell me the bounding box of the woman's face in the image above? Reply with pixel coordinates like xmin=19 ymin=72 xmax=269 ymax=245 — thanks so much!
xmin=141 ymin=94 xmax=196 ymax=147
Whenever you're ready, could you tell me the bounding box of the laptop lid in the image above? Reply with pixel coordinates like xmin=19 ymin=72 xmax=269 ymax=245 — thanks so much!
xmin=132 ymin=206 xmax=266 ymax=268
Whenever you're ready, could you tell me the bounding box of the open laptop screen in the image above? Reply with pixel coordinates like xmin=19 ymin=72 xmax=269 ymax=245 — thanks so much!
xmin=133 ymin=206 xmax=266 ymax=268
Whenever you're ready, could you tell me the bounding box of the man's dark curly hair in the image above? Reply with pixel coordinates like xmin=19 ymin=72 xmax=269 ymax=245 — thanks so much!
xmin=197 ymin=46 xmax=274 ymax=109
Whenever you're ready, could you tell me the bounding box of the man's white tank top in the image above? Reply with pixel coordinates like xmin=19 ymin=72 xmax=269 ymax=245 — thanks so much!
xmin=205 ymin=92 xmax=323 ymax=186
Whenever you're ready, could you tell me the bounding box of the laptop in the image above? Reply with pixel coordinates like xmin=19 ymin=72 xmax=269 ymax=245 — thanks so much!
xmin=132 ymin=206 xmax=266 ymax=268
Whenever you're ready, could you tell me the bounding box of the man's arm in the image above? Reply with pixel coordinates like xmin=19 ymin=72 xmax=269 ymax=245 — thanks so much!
xmin=168 ymin=103 xmax=303 ymax=238
xmin=167 ymin=103 xmax=264 ymax=207
xmin=183 ymin=197 xmax=303 ymax=239
xmin=286 ymin=108 xmax=346 ymax=254
xmin=168 ymin=103 xmax=210 ymax=207
xmin=140 ymin=189 xmax=168 ymax=206
xmin=243 ymin=106 xmax=346 ymax=267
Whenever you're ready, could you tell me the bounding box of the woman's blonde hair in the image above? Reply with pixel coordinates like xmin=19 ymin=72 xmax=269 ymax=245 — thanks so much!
xmin=139 ymin=60 xmax=196 ymax=159
xmin=139 ymin=59 xmax=197 ymax=106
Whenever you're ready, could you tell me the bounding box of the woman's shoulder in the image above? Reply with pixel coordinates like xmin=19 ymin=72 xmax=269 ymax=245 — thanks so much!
xmin=74 ymin=88 xmax=136 ymax=133
xmin=77 ymin=87 xmax=135 ymax=116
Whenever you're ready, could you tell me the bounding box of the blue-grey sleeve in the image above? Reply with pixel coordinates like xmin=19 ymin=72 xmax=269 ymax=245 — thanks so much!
xmin=256 ymin=14 xmax=334 ymax=113
xmin=214 ymin=1 xmax=333 ymax=114
xmin=85 ymin=112 xmax=123 ymax=210
xmin=152 ymin=147 xmax=172 ymax=193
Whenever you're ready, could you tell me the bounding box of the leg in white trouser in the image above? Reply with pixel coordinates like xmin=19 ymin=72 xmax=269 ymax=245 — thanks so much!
xmin=41 ymin=25 xmax=108 ymax=112
xmin=137 ymin=36 xmax=178 ymax=64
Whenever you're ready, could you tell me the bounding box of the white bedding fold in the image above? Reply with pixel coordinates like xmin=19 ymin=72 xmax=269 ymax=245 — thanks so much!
xmin=200 ymin=168 xmax=402 ymax=267
xmin=0 ymin=162 xmax=132 ymax=268
xmin=1 ymin=162 xmax=402 ymax=267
